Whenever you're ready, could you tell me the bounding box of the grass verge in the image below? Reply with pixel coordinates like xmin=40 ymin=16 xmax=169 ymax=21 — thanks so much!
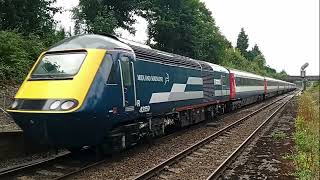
xmin=293 ymin=83 xmax=319 ymax=179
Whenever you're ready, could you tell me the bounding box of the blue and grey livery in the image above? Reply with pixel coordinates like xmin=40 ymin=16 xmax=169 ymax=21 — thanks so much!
xmin=7 ymin=34 xmax=296 ymax=152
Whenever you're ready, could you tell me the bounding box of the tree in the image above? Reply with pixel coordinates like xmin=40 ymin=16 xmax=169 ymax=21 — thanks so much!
xmin=278 ymin=70 xmax=288 ymax=79
xmin=73 ymin=0 xmax=143 ymax=34
xmin=265 ymin=65 xmax=277 ymax=75
xmin=248 ymin=44 xmax=262 ymax=61
xmin=222 ymin=48 xmax=248 ymax=69
xmin=72 ymin=0 xmax=231 ymax=63
xmin=0 ymin=0 xmax=60 ymax=37
xmin=0 ymin=31 xmax=46 ymax=83
xmin=141 ymin=0 xmax=231 ymax=63
xmin=236 ymin=28 xmax=249 ymax=58
xmin=253 ymin=54 xmax=266 ymax=68
xmin=55 ymin=27 xmax=66 ymax=40
xmin=73 ymin=19 xmax=83 ymax=35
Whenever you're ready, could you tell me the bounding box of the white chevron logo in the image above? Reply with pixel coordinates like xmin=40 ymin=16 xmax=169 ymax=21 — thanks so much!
xmin=149 ymin=77 xmax=203 ymax=104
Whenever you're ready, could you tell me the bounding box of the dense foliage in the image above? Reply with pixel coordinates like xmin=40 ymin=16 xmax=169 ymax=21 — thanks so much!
xmin=72 ymin=0 xmax=144 ymax=34
xmin=0 ymin=0 xmax=287 ymax=85
xmin=0 ymin=0 xmax=66 ymax=85
xmin=0 ymin=0 xmax=59 ymax=39
xmin=140 ymin=0 xmax=231 ymax=64
xmin=0 ymin=31 xmax=45 ymax=83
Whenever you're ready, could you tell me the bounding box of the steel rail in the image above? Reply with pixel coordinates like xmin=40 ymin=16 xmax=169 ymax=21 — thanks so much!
xmin=0 ymin=130 xmax=23 ymax=137
xmin=0 ymin=150 xmax=107 ymax=180
xmin=206 ymin=93 xmax=296 ymax=180
xmin=53 ymin=158 xmax=108 ymax=180
xmin=0 ymin=151 xmax=71 ymax=179
xmin=133 ymin=93 xmax=292 ymax=180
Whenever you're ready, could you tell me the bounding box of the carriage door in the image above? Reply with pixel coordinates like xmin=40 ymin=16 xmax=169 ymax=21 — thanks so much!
xmin=221 ymin=72 xmax=230 ymax=100
xmin=119 ymin=54 xmax=137 ymax=110
xmin=213 ymin=71 xmax=222 ymax=98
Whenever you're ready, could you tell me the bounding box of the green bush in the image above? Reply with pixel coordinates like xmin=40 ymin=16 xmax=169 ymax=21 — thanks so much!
xmin=294 ymin=86 xmax=320 ymax=180
xmin=0 ymin=31 xmax=46 ymax=85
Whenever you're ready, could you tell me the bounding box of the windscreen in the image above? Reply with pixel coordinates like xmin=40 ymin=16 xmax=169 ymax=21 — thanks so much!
xmin=31 ymin=52 xmax=86 ymax=79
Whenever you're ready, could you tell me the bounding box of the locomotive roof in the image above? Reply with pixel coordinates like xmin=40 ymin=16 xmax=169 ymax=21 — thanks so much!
xmin=125 ymin=41 xmax=202 ymax=70
xmin=48 ymin=34 xmax=202 ymax=70
xmin=48 ymin=34 xmax=133 ymax=52
xmin=117 ymin=36 xmax=228 ymax=72
xmin=47 ymin=34 xmax=231 ymax=72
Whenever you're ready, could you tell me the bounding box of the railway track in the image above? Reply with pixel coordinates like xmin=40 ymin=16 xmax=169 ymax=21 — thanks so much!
xmin=206 ymin=94 xmax=295 ymax=180
xmin=0 ymin=93 xmax=296 ymax=180
xmin=0 ymin=149 xmax=107 ymax=180
xmin=133 ymin=93 xmax=296 ymax=180
xmin=0 ymin=151 xmax=70 ymax=180
xmin=0 ymin=131 xmax=24 ymax=159
xmin=0 ymin=131 xmax=23 ymax=137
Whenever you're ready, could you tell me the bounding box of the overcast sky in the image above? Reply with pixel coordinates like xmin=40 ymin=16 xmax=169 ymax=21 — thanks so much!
xmin=54 ymin=0 xmax=319 ymax=76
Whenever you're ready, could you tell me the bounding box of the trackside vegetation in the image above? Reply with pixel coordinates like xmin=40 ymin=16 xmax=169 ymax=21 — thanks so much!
xmin=0 ymin=31 xmax=45 ymax=83
xmin=0 ymin=0 xmax=287 ymax=86
xmin=294 ymin=83 xmax=320 ymax=179
xmin=0 ymin=0 xmax=65 ymax=86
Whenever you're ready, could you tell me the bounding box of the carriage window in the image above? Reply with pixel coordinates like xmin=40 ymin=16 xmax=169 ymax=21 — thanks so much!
xmin=236 ymin=77 xmax=240 ymax=85
xmin=241 ymin=78 xmax=246 ymax=86
xmin=120 ymin=56 xmax=132 ymax=86
xmin=223 ymin=75 xmax=229 ymax=89
xmin=106 ymin=54 xmax=117 ymax=84
xmin=221 ymin=75 xmax=225 ymax=85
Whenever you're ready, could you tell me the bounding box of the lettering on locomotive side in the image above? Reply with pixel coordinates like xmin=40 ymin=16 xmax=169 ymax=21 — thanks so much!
xmin=137 ymin=74 xmax=164 ymax=82
xmin=139 ymin=105 xmax=150 ymax=113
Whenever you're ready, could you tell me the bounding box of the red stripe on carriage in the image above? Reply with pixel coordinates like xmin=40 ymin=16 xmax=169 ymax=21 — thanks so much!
xmin=229 ymin=73 xmax=236 ymax=100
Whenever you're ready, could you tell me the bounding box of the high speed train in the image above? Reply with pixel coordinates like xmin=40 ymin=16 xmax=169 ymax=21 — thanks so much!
xmin=7 ymin=34 xmax=296 ymax=152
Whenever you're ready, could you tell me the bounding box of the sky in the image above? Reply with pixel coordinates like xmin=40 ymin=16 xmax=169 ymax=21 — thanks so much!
xmin=54 ymin=0 xmax=319 ymax=76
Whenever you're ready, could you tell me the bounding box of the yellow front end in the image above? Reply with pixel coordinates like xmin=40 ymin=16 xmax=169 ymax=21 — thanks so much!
xmin=7 ymin=48 xmax=108 ymax=147
xmin=8 ymin=49 xmax=107 ymax=113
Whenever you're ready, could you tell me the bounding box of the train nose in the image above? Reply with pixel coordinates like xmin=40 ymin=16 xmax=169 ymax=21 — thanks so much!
xmin=10 ymin=113 xmax=104 ymax=148
xmin=23 ymin=119 xmax=50 ymax=145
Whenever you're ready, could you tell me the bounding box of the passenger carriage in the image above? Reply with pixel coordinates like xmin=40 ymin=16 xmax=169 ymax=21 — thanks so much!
xmin=229 ymin=69 xmax=265 ymax=106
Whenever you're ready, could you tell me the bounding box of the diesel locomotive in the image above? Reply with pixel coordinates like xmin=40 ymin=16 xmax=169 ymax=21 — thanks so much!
xmin=7 ymin=34 xmax=296 ymax=152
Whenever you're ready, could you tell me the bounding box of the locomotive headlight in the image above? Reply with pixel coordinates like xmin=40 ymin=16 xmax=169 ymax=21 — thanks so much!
xmin=61 ymin=101 xmax=76 ymax=110
xmin=49 ymin=100 xmax=61 ymax=110
xmin=11 ymin=100 xmax=19 ymax=109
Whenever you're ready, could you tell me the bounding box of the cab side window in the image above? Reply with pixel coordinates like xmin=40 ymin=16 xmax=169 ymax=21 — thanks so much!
xmin=106 ymin=54 xmax=117 ymax=84
xmin=120 ymin=56 xmax=132 ymax=86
